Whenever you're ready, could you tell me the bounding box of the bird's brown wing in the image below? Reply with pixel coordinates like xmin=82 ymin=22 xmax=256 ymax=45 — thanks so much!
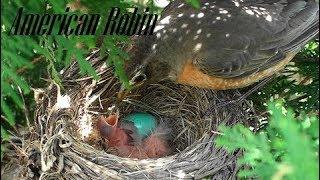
xmin=193 ymin=0 xmax=319 ymax=79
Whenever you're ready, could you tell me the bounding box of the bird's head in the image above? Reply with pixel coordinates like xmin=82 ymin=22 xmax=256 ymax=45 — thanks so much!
xmin=97 ymin=114 xmax=118 ymax=140
xmin=129 ymin=59 xmax=171 ymax=87
xmin=123 ymin=36 xmax=173 ymax=92
xmin=117 ymin=56 xmax=172 ymax=100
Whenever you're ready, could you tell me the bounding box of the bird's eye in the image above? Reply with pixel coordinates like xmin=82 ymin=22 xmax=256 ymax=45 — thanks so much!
xmin=132 ymin=73 xmax=146 ymax=84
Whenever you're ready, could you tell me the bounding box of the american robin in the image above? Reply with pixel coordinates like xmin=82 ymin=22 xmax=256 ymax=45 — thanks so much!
xmin=127 ymin=0 xmax=319 ymax=90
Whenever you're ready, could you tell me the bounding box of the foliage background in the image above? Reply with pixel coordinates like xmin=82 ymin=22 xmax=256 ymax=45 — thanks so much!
xmin=217 ymin=39 xmax=319 ymax=179
xmin=1 ymin=0 xmax=319 ymax=179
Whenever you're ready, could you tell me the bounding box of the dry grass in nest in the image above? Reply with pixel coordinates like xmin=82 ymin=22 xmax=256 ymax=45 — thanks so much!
xmin=1 ymin=49 xmax=260 ymax=179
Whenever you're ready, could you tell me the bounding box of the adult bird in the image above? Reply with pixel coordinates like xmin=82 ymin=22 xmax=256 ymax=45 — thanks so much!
xmin=126 ymin=0 xmax=319 ymax=90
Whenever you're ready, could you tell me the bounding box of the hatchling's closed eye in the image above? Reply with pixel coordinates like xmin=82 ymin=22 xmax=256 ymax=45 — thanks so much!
xmin=128 ymin=0 xmax=319 ymax=90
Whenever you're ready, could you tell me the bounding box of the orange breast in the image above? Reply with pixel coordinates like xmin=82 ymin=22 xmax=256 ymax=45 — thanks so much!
xmin=176 ymin=53 xmax=296 ymax=90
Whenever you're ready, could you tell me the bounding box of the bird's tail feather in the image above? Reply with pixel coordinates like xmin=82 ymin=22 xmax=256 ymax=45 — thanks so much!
xmin=282 ymin=1 xmax=319 ymax=52
xmin=282 ymin=18 xmax=319 ymax=52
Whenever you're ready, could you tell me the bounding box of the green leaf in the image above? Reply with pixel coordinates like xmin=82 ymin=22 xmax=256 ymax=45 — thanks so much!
xmin=1 ymin=99 xmax=15 ymax=126
xmin=2 ymin=82 xmax=24 ymax=109
xmin=112 ymin=55 xmax=131 ymax=89
xmin=75 ymin=51 xmax=99 ymax=80
xmin=185 ymin=0 xmax=200 ymax=9
xmin=1 ymin=143 xmax=8 ymax=160
xmin=2 ymin=64 xmax=30 ymax=94
xmin=216 ymin=100 xmax=319 ymax=179
xmin=50 ymin=64 xmax=63 ymax=86
xmin=1 ymin=126 xmax=10 ymax=141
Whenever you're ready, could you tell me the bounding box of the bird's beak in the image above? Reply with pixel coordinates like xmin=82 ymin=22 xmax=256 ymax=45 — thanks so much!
xmin=117 ymin=69 xmax=147 ymax=100
xmin=130 ymin=71 xmax=147 ymax=87
xmin=97 ymin=114 xmax=119 ymax=139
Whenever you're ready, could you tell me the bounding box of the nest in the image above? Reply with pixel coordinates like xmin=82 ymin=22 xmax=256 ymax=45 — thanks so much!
xmin=2 ymin=49 xmax=260 ymax=179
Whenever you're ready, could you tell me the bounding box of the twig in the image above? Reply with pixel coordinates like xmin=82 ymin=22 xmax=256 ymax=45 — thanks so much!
xmin=17 ymin=86 xmax=31 ymax=128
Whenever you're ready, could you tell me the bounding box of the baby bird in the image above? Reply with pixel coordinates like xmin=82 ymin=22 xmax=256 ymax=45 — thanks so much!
xmin=97 ymin=114 xmax=140 ymax=147
xmin=143 ymin=125 xmax=171 ymax=158
xmin=97 ymin=114 xmax=171 ymax=159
